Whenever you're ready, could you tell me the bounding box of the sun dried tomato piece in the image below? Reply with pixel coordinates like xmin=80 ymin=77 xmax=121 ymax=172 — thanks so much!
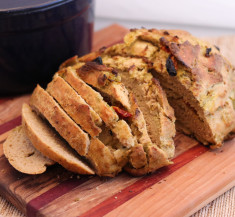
xmin=166 ymin=55 xmax=177 ymax=76
xmin=112 ymin=106 xmax=132 ymax=118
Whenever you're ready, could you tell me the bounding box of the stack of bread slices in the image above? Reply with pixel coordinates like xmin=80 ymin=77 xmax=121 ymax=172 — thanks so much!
xmin=4 ymin=28 xmax=235 ymax=177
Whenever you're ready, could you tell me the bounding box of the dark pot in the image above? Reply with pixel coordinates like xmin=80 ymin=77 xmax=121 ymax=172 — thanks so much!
xmin=0 ymin=0 xmax=94 ymax=95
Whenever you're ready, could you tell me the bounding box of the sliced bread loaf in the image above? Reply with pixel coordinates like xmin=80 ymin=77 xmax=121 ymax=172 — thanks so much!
xmin=22 ymin=103 xmax=94 ymax=175
xmin=3 ymin=126 xmax=54 ymax=174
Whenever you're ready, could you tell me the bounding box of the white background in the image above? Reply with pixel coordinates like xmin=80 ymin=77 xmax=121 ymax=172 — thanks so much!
xmin=95 ymin=0 xmax=235 ymax=37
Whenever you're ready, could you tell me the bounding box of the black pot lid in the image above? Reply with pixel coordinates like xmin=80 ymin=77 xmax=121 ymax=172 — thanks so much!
xmin=0 ymin=0 xmax=92 ymax=32
xmin=0 ymin=0 xmax=66 ymax=13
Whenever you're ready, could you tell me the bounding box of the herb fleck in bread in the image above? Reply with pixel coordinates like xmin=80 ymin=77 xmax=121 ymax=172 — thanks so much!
xmin=3 ymin=126 xmax=54 ymax=174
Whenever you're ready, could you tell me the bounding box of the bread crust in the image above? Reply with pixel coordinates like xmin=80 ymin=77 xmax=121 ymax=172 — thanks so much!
xmin=86 ymin=138 xmax=122 ymax=177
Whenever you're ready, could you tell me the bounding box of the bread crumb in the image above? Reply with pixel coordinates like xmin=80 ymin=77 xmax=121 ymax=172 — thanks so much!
xmin=74 ymin=198 xmax=80 ymax=202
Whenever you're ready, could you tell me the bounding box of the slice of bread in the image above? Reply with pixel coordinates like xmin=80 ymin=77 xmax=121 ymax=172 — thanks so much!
xmin=47 ymin=75 xmax=102 ymax=138
xmin=118 ymin=29 xmax=235 ymax=148
xmin=3 ymin=126 xmax=54 ymax=174
xmin=22 ymin=103 xmax=94 ymax=175
xmin=30 ymin=85 xmax=90 ymax=156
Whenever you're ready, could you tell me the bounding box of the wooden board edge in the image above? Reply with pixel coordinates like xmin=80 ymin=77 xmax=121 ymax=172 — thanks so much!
xmin=185 ymin=180 xmax=235 ymax=217
xmin=104 ymin=139 xmax=235 ymax=217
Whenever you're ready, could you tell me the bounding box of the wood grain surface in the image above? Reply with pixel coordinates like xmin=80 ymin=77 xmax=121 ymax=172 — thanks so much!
xmin=0 ymin=24 xmax=234 ymax=217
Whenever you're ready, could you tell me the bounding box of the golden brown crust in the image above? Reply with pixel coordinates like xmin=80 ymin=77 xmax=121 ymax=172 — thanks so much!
xmin=30 ymin=85 xmax=90 ymax=156
xmin=125 ymin=145 xmax=171 ymax=176
xmin=59 ymin=55 xmax=79 ymax=69
xmin=47 ymin=75 xmax=102 ymax=137
xmin=128 ymin=144 xmax=147 ymax=169
xmin=86 ymin=138 xmax=122 ymax=177
xmin=58 ymin=67 xmax=135 ymax=174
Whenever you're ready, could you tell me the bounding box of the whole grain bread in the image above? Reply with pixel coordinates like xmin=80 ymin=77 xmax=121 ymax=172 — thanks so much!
xmin=3 ymin=126 xmax=54 ymax=174
xmin=22 ymin=103 xmax=94 ymax=175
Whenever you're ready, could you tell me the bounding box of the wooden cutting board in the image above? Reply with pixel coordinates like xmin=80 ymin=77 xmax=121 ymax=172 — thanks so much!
xmin=0 ymin=24 xmax=234 ymax=217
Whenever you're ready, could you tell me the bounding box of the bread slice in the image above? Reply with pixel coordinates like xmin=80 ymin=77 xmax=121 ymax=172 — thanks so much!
xmin=47 ymin=75 xmax=102 ymax=137
xmin=117 ymin=28 xmax=235 ymax=148
xmin=22 ymin=103 xmax=94 ymax=175
xmin=3 ymin=126 xmax=54 ymax=174
xmin=30 ymin=85 xmax=90 ymax=156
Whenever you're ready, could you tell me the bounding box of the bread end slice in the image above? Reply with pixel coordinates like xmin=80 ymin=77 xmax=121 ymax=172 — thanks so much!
xmin=3 ymin=126 xmax=54 ymax=174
